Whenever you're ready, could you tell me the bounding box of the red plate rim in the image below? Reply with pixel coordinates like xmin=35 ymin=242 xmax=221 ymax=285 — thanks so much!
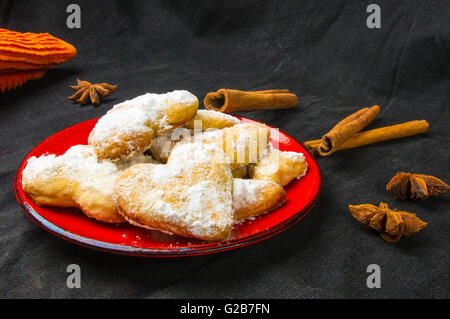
xmin=14 ymin=117 xmax=321 ymax=257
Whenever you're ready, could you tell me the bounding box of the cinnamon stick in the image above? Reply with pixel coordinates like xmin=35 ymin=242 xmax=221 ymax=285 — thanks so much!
xmin=203 ymin=89 xmax=298 ymax=113
xmin=317 ymin=105 xmax=380 ymax=156
xmin=304 ymin=120 xmax=429 ymax=155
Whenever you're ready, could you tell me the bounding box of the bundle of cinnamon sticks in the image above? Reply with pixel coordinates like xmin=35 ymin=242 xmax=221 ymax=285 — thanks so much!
xmin=304 ymin=105 xmax=429 ymax=156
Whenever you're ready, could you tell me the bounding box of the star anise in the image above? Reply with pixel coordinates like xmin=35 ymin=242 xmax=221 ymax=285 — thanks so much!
xmin=387 ymin=172 xmax=449 ymax=200
xmin=68 ymin=79 xmax=117 ymax=105
xmin=349 ymin=202 xmax=427 ymax=242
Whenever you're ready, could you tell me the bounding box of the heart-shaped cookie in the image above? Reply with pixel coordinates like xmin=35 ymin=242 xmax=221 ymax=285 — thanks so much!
xmin=115 ymin=143 xmax=234 ymax=241
xmin=22 ymin=145 xmax=155 ymax=223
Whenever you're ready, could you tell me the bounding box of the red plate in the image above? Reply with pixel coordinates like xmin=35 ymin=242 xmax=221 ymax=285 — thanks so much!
xmin=14 ymin=117 xmax=321 ymax=257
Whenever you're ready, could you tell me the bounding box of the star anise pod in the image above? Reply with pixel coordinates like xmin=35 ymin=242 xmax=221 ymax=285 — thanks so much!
xmin=349 ymin=202 xmax=427 ymax=242
xmin=68 ymin=79 xmax=117 ymax=105
xmin=386 ymin=172 xmax=449 ymax=200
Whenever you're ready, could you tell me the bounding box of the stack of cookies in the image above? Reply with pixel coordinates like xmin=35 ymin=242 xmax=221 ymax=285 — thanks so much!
xmin=22 ymin=90 xmax=307 ymax=241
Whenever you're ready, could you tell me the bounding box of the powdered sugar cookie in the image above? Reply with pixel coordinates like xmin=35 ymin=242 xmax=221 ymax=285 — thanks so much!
xmin=115 ymin=143 xmax=234 ymax=241
xmin=88 ymin=90 xmax=198 ymax=161
xmin=22 ymin=145 xmax=155 ymax=223
xmin=249 ymin=148 xmax=308 ymax=186
xmin=232 ymin=178 xmax=286 ymax=221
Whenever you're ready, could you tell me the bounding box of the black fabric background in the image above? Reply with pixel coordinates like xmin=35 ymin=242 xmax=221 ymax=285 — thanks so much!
xmin=0 ymin=0 xmax=449 ymax=298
